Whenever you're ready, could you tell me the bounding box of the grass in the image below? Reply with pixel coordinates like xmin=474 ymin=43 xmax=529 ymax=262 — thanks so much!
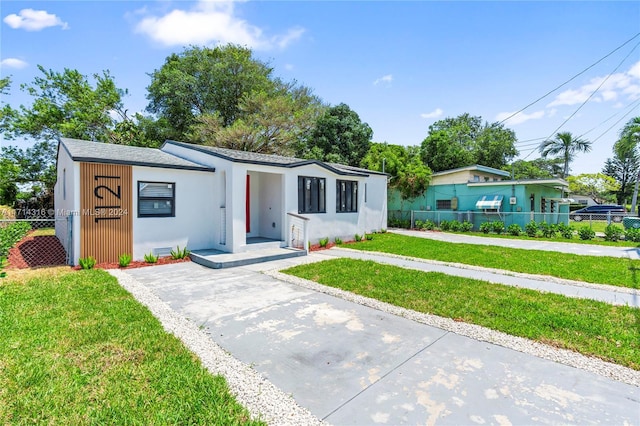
xmin=283 ymin=258 xmax=640 ymax=370
xmin=0 ymin=267 xmax=263 ymax=425
xmin=345 ymin=233 xmax=640 ymax=289
xmin=30 ymin=227 xmax=55 ymax=237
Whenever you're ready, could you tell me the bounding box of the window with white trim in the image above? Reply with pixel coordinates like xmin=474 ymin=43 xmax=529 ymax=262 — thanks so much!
xmin=336 ymin=180 xmax=358 ymax=213
xmin=138 ymin=181 xmax=175 ymax=217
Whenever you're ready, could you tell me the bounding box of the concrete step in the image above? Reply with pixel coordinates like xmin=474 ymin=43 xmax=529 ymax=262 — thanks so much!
xmin=190 ymin=247 xmax=306 ymax=269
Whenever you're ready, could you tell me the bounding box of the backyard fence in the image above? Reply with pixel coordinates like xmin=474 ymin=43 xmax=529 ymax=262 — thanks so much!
xmin=0 ymin=216 xmax=73 ymax=269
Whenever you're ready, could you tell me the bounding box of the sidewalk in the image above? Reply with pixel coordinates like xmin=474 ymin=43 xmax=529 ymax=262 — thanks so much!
xmin=390 ymin=228 xmax=640 ymax=259
xmin=322 ymin=247 xmax=639 ymax=308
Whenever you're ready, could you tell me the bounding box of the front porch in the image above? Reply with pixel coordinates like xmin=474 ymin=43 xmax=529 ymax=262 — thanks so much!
xmin=190 ymin=237 xmax=306 ymax=269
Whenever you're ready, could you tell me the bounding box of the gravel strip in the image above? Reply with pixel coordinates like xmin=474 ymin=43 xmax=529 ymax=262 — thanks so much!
xmin=108 ymin=269 xmax=325 ymax=426
xmin=332 ymin=247 xmax=640 ymax=296
xmin=265 ymin=268 xmax=640 ymax=388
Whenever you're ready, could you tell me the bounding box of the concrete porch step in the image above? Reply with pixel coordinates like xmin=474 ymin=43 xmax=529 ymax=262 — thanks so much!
xmin=190 ymin=247 xmax=306 ymax=269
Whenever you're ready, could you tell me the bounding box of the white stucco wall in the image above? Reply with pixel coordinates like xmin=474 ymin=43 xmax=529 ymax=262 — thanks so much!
xmin=54 ymin=146 xmax=80 ymax=264
xmin=132 ymin=166 xmax=216 ymax=260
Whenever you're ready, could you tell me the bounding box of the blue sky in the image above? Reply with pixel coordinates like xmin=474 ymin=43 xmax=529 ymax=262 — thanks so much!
xmin=1 ymin=0 xmax=639 ymax=175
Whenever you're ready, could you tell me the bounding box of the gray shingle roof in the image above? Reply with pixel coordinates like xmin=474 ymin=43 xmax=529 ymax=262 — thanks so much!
xmin=164 ymin=140 xmax=386 ymax=177
xmin=59 ymin=138 xmax=214 ymax=172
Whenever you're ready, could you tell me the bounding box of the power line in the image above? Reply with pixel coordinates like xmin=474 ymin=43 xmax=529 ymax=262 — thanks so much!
xmin=498 ymin=32 xmax=640 ymax=126
xmin=589 ymin=104 xmax=640 ymax=146
xmin=542 ymin=40 xmax=640 ymax=143
xmin=577 ymin=98 xmax=640 ymax=139
xmin=521 ymin=40 xmax=640 ymax=161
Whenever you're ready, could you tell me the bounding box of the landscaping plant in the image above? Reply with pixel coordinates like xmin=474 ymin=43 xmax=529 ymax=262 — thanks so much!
xmin=556 ymin=222 xmax=574 ymax=239
xmin=365 ymin=234 xmax=374 ymax=241
xmin=439 ymin=220 xmax=451 ymax=231
xmin=578 ymin=226 xmax=596 ymax=241
xmin=0 ymin=221 xmax=31 ymax=257
xmin=603 ymin=225 xmax=624 ymax=242
xmin=538 ymin=222 xmax=557 ymax=239
xmin=334 ymin=237 xmax=343 ymax=244
xmin=354 ymin=234 xmax=362 ymax=242
xmin=506 ymin=224 xmax=522 ymax=236
xmin=118 ymin=253 xmax=132 ymax=267
xmin=490 ymin=221 xmax=505 ymax=235
xmin=459 ymin=221 xmax=473 ymax=232
xmin=170 ymin=245 xmax=191 ymax=259
xmin=479 ymin=222 xmax=492 ymax=234
xmin=78 ymin=256 xmax=97 ymax=270
xmin=144 ymin=252 xmax=158 ymax=263
xmin=318 ymin=237 xmax=329 ymax=248
xmin=0 ymin=256 xmax=6 ymax=278
xmin=525 ymin=221 xmax=539 ymax=237
xmin=625 ymin=227 xmax=640 ymax=242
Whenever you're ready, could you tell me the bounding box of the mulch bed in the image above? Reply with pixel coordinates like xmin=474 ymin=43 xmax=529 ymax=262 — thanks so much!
xmin=76 ymin=256 xmax=191 ymax=271
xmin=7 ymin=234 xmax=67 ymax=269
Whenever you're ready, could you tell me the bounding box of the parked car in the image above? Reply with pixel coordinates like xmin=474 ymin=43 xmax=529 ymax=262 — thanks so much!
xmin=570 ymin=205 xmax=627 ymax=222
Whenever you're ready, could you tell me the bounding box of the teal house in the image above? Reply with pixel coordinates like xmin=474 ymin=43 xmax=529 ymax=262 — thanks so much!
xmin=389 ymin=165 xmax=570 ymax=228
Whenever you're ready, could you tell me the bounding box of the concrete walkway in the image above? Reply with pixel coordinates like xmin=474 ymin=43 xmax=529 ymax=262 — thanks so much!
xmin=120 ymin=256 xmax=640 ymax=425
xmin=390 ymin=228 xmax=640 ymax=259
xmin=324 ymin=247 xmax=640 ymax=308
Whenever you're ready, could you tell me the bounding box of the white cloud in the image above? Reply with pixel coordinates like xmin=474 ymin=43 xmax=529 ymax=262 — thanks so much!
xmin=547 ymin=60 xmax=640 ymax=107
xmin=373 ymin=74 xmax=393 ymax=86
xmin=495 ymin=110 xmax=545 ymax=125
xmin=3 ymin=9 xmax=68 ymax=31
xmin=284 ymin=63 xmax=294 ymax=71
xmin=0 ymin=58 xmax=28 ymax=69
xmin=134 ymin=1 xmax=303 ymax=50
xmin=420 ymin=108 xmax=443 ymax=119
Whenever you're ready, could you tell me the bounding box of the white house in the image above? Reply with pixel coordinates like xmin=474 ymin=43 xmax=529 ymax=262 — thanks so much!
xmin=55 ymin=138 xmax=387 ymax=265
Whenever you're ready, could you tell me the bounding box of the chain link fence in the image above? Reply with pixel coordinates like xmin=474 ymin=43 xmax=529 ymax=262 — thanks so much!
xmin=0 ymin=216 xmax=72 ymax=269
xmin=402 ymin=210 xmax=635 ymax=231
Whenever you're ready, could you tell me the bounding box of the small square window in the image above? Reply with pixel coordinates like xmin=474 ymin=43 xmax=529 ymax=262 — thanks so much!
xmin=138 ymin=181 xmax=175 ymax=217
xmin=336 ymin=180 xmax=358 ymax=213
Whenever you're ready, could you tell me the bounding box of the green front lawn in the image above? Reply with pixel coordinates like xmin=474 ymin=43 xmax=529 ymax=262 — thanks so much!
xmin=284 ymin=258 xmax=640 ymax=370
xmin=0 ymin=268 xmax=262 ymax=425
xmin=347 ymin=233 xmax=639 ymax=289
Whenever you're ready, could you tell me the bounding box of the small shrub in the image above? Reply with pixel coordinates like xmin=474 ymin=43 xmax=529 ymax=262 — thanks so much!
xmin=319 ymin=237 xmax=329 ymax=248
xmin=479 ymin=222 xmax=492 ymax=234
xmin=625 ymin=227 xmax=640 ymax=242
xmin=414 ymin=220 xmax=424 ymax=229
xmin=491 ymin=221 xmax=505 ymax=235
xmin=556 ymin=222 xmax=574 ymax=239
xmin=0 ymin=257 xmax=6 ymax=278
xmin=460 ymin=221 xmax=473 ymax=232
xmin=380 ymin=229 xmax=387 ymax=233
xmin=118 ymin=253 xmax=132 ymax=267
xmin=525 ymin=221 xmax=539 ymax=237
xmin=439 ymin=220 xmax=451 ymax=231
xmin=365 ymin=234 xmax=373 ymax=241
xmin=506 ymin=224 xmax=522 ymax=236
xmin=448 ymin=220 xmax=462 ymax=232
xmin=79 ymin=256 xmax=97 ymax=270
xmin=422 ymin=220 xmax=436 ymax=230
xmin=144 ymin=252 xmax=158 ymax=263
xmin=354 ymin=234 xmax=362 ymax=242
xmin=578 ymin=226 xmax=596 ymax=241
xmin=0 ymin=221 xmax=31 ymax=257
xmin=603 ymin=224 xmax=624 ymax=242
xmin=334 ymin=237 xmax=343 ymax=244
xmin=170 ymin=245 xmax=191 ymax=259
xmin=539 ymin=222 xmax=557 ymax=239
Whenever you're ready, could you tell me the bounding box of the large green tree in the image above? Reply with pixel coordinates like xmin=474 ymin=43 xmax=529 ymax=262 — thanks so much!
xmin=538 ymin=131 xmax=592 ymax=179
xmin=189 ymin=83 xmax=324 ymax=155
xmin=1 ymin=66 xmax=129 ymax=200
xmin=420 ymin=113 xmax=518 ymax=172
xmin=360 ymin=142 xmax=431 ymax=202
xmin=506 ymin=158 xmax=564 ymax=180
xmin=603 ymin=137 xmax=638 ymax=205
xmin=567 ymin=173 xmax=619 ymax=204
xmin=616 ymin=117 xmax=640 ymax=213
xmin=146 ymin=45 xmax=275 ymax=139
xmin=303 ymin=103 xmax=373 ymax=166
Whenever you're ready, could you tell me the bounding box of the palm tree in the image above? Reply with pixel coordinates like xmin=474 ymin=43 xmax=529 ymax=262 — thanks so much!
xmin=539 ymin=132 xmax=592 ymax=178
xmin=618 ymin=117 xmax=640 ymax=215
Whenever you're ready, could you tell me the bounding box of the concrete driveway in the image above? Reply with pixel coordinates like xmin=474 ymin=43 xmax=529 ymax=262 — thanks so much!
xmin=121 ymin=259 xmax=639 ymax=425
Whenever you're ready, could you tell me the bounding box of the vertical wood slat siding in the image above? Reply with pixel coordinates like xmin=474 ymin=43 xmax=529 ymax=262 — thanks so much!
xmin=80 ymin=163 xmax=132 ymax=263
